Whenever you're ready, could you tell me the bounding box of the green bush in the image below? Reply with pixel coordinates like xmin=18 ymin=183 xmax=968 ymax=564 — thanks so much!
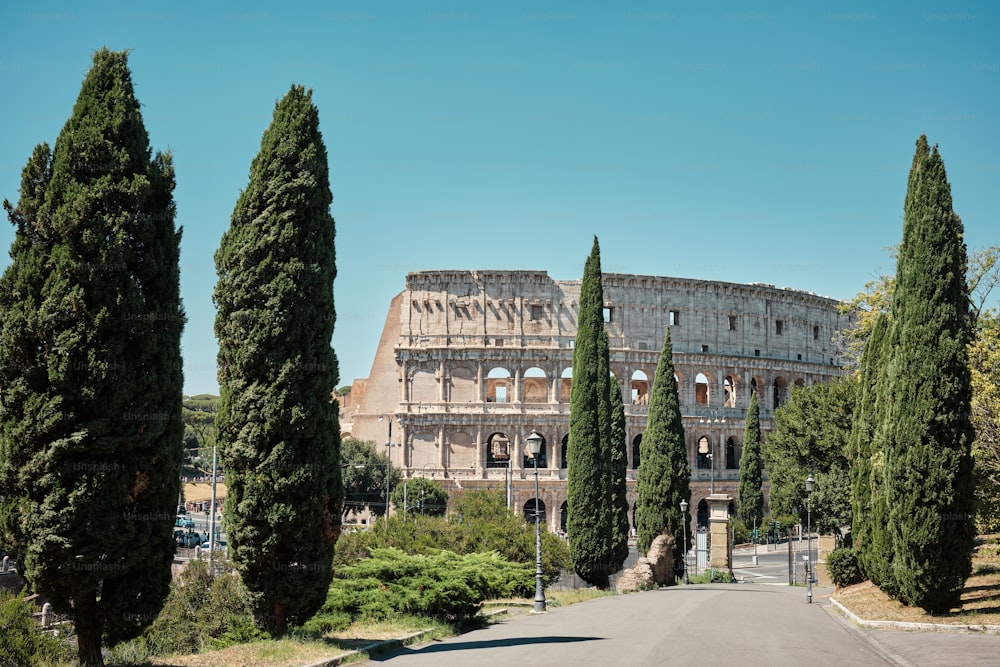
xmin=732 ymin=519 xmax=750 ymax=545
xmin=0 ymin=590 xmax=70 ymax=666
xmin=826 ymin=548 xmax=864 ymax=588
xmin=312 ymin=547 xmax=532 ymax=626
xmin=111 ymin=558 xmax=268 ymax=660
xmin=334 ymin=490 xmax=571 ymax=583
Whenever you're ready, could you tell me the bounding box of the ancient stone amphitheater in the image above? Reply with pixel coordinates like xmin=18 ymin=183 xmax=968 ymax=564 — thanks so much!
xmin=343 ymin=269 xmax=850 ymax=532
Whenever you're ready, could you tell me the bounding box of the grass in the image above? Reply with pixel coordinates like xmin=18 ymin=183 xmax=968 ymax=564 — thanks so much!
xmin=832 ymin=534 xmax=1000 ymax=627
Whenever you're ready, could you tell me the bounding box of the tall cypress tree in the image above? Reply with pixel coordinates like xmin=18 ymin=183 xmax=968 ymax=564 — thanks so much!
xmin=608 ymin=372 xmax=630 ymax=569
xmin=737 ymin=392 xmax=764 ymax=527
xmin=881 ymin=136 xmax=975 ymax=612
xmin=0 ymin=49 xmax=183 ymax=666
xmin=567 ymin=237 xmax=618 ymax=588
xmin=850 ymin=314 xmax=894 ymax=588
xmin=634 ymin=327 xmax=690 ymax=560
xmin=214 ymin=85 xmax=342 ymax=633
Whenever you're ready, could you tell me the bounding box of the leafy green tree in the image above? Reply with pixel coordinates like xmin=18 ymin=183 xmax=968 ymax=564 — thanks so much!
xmin=392 ymin=477 xmax=448 ymax=516
xmin=971 ymin=310 xmax=1000 ymax=532
xmin=0 ymin=591 xmax=70 ymax=666
xmin=214 ymin=85 xmax=341 ymax=633
xmin=880 ymin=136 xmax=975 ymax=612
xmin=342 ymin=437 xmax=401 ymax=517
xmin=634 ymin=327 xmax=690 ymax=560
xmin=737 ymin=392 xmax=764 ymax=527
xmin=567 ymin=237 xmax=624 ymax=588
xmin=762 ymin=378 xmax=855 ymax=534
xmin=0 ymin=49 xmax=183 ymax=666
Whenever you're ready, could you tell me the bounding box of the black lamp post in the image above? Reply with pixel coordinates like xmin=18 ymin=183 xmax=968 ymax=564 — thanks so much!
xmin=805 ymin=475 xmax=815 ymax=604
xmin=680 ymin=499 xmax=689 ymax=584
xmin=526 ymin=430 xmax=547 ymax=613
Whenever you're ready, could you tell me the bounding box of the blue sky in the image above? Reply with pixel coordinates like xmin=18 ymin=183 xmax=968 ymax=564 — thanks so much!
xmin=1 ymin=2 xmax=997 ymax=395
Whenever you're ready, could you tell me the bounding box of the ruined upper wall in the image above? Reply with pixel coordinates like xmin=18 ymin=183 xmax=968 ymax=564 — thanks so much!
xmin=401 ymin=270 xmax=849 ymax=366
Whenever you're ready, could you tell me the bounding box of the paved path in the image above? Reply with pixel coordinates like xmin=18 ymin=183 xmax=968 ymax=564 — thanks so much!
xmin=365 ymin=584 xmax=898 ymax=666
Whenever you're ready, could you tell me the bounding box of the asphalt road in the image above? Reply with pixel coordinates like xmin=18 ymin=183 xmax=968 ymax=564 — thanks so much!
xmin=366 ymin=584 xmax=895 ymax=667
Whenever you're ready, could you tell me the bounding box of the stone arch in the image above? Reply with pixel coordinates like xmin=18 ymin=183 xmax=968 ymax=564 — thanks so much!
xmin=695 ymin=372 xmax=712 ymax=405
xmin=560 ymin=433 xmax=569 ymax=469
xmin=450 ymin=365 xmax=476 ymax=403
xmin=632 ymin=433 xmax=642 ymax=470
xmin=448 ymin=430 xmax=475 ymax=469
xmin=724 ymin=374 xmax=737 ymax=408
xmin=486 ymin=431 xmax=511 ymax=468
xmin=631 ymin=369 xmax=650 ymax=405
xmin=411 ymin=365 xmax=437 ymax=403
xmin=560 ymin=500 xmax=568 ymax=532
xmin=486 ymin=366 xmax=512 ymax=403
xmin=523 ymin=366 xmax=548 ymax=403
xmin=697 ymin=499 xmax=709 ymax=528
xmin=524 ymin=498 xmax=546 ymax=525
xmin=522 ymin=430 xmax=548 ymax=468
xmin=559 ymin=366 xmax=573 ymax=403
xmin=773 ymin=376 xmax=789 ymax=409
xmin=697 ymin=435 xmax=712 ymax=469
xmin=725 ymin=436 xmax=739 ymax=470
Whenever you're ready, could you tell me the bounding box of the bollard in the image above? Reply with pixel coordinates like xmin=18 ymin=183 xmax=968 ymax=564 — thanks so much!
xmin=41 ymin=602 xmax=53 ymax=628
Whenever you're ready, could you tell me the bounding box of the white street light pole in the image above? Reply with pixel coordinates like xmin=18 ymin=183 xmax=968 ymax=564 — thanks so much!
xmin=680 ymin=499 xmax=689 ymax=585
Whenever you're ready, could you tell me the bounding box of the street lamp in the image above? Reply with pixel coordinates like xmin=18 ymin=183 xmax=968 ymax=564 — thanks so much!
xmin=699 ymin=411 xmax=725 ymax=494
xmin=526 ymin=430 xmax=546 ymax=613
xmin=379 ymin=415 xmax=394 ymax=520
xmin=680 ymin=499 xmax=689 ymax=585
xmin=805 ymin=475 xmax=815 ymax=604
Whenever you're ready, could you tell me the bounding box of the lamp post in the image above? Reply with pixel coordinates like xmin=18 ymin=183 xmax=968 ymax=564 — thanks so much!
xmin=805 ymin=475 xmax=815 ymax=604
xmin=526 ymin=430 xmax=546 ymax=613
xmin=680 ymin=499 xmax=689 ymax=585
xmin=699 ymin=411 xmax=725 ymax=494
xmin=379 ymin=415 xmax=393 ymax=520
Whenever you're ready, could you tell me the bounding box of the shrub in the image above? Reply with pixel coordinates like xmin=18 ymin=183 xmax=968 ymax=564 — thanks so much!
xmin=313 ymin=547 xmax=533 ymax=626
xmin=0 ymin=590 xmax=69 ymax=666
xmin=732 ymin=519 xmax=750 ymax=545
xmin=826 ymin=548 xmax=864 ymax=588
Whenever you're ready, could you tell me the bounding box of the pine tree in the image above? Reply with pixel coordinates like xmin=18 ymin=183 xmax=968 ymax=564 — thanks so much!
xmin=634 ymin=327 xmax=691 ymax=561
xmin=214 ymin=85 xmax=342 ymax=633
xmin=0 ymin=49 xmax=183 ymax=666
xmin=737 ymin=392 xmax=764 ymax=527
xmin=567 ymin=237 xmax=618 ymax=588
xmin=608 ymin=372 xmax=630 ymax=568
xmin=881 ymin=135 xmax=975 ymax=612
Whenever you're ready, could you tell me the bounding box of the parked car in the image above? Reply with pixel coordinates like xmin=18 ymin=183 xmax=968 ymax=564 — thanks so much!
xmin=175 ymin=515 xmax=195 ymax=529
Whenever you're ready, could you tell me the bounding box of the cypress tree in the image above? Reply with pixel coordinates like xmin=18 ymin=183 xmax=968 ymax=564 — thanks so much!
xmin=0 ymin=49 xmax=184 ymax=666
xmin=737 ymin=392 xmax=764 ymax=527
xmin=214 ymin=85 xmax=342 ymax=633
xmin=850 ymin=314 xmax=894 ymax=587
xmin=881 ymin=136 xmax=975 ymax=612
xmin=567 ymin=237 xmax=618 ymax=588
xmin=634 ymin=327 xmax=691 ymax=561
xmin=609 ymin=372 xmax=630 ymax=569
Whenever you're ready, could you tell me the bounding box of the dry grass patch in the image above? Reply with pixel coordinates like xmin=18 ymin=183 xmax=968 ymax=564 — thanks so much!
xmin=148 ymin=638 xmax=352 ymax=667
xmin=833 ymin=535 xmax=1000 ymax=626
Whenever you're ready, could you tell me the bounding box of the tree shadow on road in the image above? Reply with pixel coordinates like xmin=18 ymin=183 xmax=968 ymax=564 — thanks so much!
xmin=370 ymin=635 xmax=604 ymax=660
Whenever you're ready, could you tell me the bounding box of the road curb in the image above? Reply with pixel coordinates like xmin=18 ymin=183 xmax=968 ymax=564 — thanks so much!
xmin=830 ymin=598 xmax=1000 ymax=635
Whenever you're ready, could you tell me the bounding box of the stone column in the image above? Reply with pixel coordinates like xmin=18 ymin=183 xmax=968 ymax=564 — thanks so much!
xmin=477 ymin=362 xmax=485 ymax=403
xmin=475 ymin=427 xmax=484 ymax=477
xmin=438 ymin=426 xmax=446 ymax=468
xmin=400 ymin=360 xmax=409 ymax=403
xmin=708 ymin=493 xmax=733 ymax=571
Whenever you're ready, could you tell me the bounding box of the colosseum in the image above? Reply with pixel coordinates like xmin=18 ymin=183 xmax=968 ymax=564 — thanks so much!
xmin=343 ymin=269 xmax=851 ymax=532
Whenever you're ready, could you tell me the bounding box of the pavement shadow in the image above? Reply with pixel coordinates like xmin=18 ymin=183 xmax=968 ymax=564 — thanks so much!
xmin=370 ymin=635 xmax=604 ymax=660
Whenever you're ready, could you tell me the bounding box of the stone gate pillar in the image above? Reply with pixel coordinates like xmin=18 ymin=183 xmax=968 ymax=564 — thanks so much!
xmin=708 ymin=493 xmax=733 ymax=571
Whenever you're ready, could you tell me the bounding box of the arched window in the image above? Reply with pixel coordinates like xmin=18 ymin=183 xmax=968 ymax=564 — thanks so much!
xmin=524 ymin=498 xmax=546 ymax=525
xmin=697 ymin=436 xmax=712 ymax=469
xmin=695 ymin=372 xmax=710 ymax=405
xmin=726 ymin=437 xmax=738 ymax=469
xmin=631 ymin=370 xmax=649 ymax=405
xmin=486 ymin=367 xmax=512 ymax=403
xmin=486 ymin=432 xmax=510 ymax=468
xmin=773 ymin=376 xmax=788 ymax=409
xmin=560 ymin=434 xmax=569 ymax=469
xmin=560 ymin=501 xmax=568 ymax=533
xmin=697 ymin=499 xmax=709 ymax=528
xmin=632 ymin=434 xmax=643 ymax=470
xmin=724 ymin=375 xmax=737 ymax=408
xmin=523 ymin=367 xmax=548 ymax=403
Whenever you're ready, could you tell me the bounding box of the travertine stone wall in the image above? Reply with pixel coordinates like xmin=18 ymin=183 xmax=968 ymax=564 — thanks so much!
xmin=346 ymin=270 xmax=850 ymax=533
